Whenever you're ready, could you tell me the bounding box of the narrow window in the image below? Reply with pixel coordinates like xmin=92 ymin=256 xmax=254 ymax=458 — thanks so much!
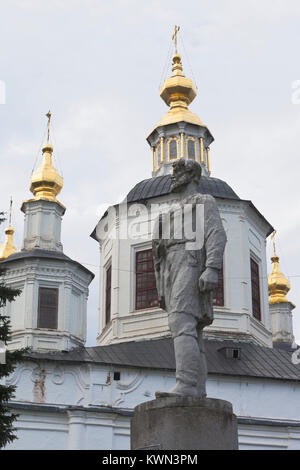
xmin=38 ymin=287 xmax=58 ymax=329
xmin=105 ymin=265 xmax=112 ymax=325
xmin=136 ymin=249 xmax=159 ymax=310
xmin=169 ymin=139 xmax=177 ymax=160
xmin=187 ymin=139 xmax=196 ymax=160
xmin=213 ymin=262 xmax=224 ymax=307
xmin=250 ymin=258 xmax=261 ymax=321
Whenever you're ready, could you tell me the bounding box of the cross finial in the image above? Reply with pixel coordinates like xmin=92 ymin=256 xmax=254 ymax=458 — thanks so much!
xmin=271 ymin=230 xmax=277 ymax=255
xmin=172 ymin=25 xmax=180 ymax=54
xmin=9 ymin=196 xmax=13 ymax=226
xmin=46 ymin=110 xmax=51 ymax=143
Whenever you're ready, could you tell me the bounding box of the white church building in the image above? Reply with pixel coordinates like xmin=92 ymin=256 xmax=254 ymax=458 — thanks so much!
xmin=1 ymin=46 xmax=300 ymax=450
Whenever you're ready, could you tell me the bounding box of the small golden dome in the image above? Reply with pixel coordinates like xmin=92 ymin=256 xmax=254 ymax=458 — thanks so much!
xmin=148 ymin=50 xmax=205 ymax=135
xmin=30 ymin=143 xmax=63 ymax=203
xmin=268 ymin=253 xmax=290 ymax=304
xmin=160 ymin=53 xmax=197 ymax=107
xmin=0 ymin=225 xmax=17 ymax=261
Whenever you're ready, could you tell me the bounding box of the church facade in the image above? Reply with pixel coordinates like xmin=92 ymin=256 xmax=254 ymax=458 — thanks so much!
xmin=1 ymin=45 xmax=300 ymax=450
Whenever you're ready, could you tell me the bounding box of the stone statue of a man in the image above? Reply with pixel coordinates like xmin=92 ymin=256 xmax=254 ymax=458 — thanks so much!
xmin=152 ymin=159 xmax=226 ymax=398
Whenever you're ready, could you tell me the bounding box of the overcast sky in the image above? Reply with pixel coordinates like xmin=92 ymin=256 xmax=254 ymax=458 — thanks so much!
xmin=0 ymin=0 xmax=300 ymax=346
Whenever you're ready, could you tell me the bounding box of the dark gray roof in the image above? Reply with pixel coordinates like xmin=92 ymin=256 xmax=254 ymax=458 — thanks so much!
xmin=0 ymin=249 xmax=94 ymax=279
xmin=25 ymin=337 xmax=300 ymax=382
xmin=126 ymin=174 xmax=239 ymax=203
xmin=90 ymin=174 xmax=274 ymax=240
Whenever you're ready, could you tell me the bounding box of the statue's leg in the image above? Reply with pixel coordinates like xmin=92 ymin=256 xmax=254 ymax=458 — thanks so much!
xmin=197 ymin=328 xmax=207 ymax=398
xmin=170 ymin=334 xmax=200 ymax=396
xmin=156 ymin=312 xmax=201 ymax=398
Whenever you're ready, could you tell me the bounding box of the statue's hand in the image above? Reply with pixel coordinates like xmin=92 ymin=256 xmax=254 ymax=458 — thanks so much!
xmin=199 ymin=267 xmax=219 ymax=293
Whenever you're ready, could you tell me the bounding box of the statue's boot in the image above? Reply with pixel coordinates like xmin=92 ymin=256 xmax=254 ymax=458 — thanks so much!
xmin=156 ymin=335 xmax=201 ymax=398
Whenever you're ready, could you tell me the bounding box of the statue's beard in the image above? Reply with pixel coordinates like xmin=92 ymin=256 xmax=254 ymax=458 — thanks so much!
xmin=171 ymin=175 xmax=190 ymax=193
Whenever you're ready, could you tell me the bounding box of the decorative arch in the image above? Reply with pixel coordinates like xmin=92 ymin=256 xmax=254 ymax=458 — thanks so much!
xmin=167 ymin=137 xmax=179 ymax=161
xmin=186 ymin=136 xmax=197 ymax=160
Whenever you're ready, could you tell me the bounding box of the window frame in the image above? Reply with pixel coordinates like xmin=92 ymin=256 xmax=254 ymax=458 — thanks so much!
xmin=167 ymin=137 xmax=179 ymax=161
xmin=135 ymin=248 xmax=159 ymax=311
xmin=105 ymin=263 xmax=112 ymax=326
xmin=37 ymin=287 xmax=59 ymax=330
xmin=250 ymin=256 xmax=261 ymax=321
xmin=213 ymin=261 xmax=224 ymax=307
xmin=186 ymin=136 xmax=197 ymax=161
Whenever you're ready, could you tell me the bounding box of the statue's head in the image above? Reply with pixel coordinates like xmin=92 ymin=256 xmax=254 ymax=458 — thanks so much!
xmin=170 ymin=160 xmax=202 ymax=193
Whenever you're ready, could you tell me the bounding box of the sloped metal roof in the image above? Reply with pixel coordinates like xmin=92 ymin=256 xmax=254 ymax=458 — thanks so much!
xmin=90 ymin=174 xmax=274 ymax=240
xmin=126 ymin=174 xmax=240 ymax=203
xmin=25 ymin=337 xmax=300 ymax=382
xmin=0 ymin=249 xmax=94 ymax=279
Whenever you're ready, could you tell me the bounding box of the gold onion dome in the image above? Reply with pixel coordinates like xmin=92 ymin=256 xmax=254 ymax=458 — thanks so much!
xmin=160 ymin=53 xmax=197 ymax=107
xmin=268 ymin=253 xmax=290 ymax=304
xmin=30 ymin=143 xmax=63 ymax=203
xmin=150 ymin=52 xmax=204 ymax=132
xmin=0 ymin=225 xmax=17 ymax=261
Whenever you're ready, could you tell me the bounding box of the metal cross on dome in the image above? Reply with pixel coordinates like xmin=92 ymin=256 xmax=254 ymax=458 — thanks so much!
xmin=270 ymin=230 xmax=277 ymax=255
xmin=8 ymin=196 xmax=12 ymax=226
xmin=45 ymin=110 xmax=51 ymax=143
xmin=172 ymin=25 xmax=180 ymax=54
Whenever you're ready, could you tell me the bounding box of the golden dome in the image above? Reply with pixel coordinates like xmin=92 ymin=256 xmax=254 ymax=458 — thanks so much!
xmin=148 ymin=52 xmax=206 ymax=135
xmin=160 ymin=53 xmax=197 ymax=107
xmin=30 ymin=143 xmax=63 ymax=203
xmin=268 ymin=253 xmax=290 ymax=304
xmin=0 ymin=225 xmax=17 ymax=261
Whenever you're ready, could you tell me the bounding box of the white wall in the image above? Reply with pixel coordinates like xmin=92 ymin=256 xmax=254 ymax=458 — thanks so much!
xmin=4 ymin=360 xmax=300 ymax=450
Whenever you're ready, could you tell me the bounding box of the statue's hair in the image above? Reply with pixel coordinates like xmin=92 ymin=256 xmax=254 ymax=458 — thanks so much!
xmin=172 ymin=159 xmax=202 ymax=184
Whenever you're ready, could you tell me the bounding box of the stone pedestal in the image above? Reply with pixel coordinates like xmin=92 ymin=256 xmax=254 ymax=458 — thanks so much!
xmin=131 ymin=396 xmax=239 ymax=450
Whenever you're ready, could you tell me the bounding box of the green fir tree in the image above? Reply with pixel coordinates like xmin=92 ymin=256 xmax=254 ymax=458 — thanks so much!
xmin=0 ymin=213 xmax=28 ymax=448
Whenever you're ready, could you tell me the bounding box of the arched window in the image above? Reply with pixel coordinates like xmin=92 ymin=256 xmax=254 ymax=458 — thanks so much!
xmin=168 ymin=138 xmax=178 ymax=160
xmin=186 ymin=137 xmax=196 ymax=160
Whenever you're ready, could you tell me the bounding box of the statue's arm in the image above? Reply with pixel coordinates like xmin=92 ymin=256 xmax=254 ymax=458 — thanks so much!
xmin=152 ymin=215 xmax=163 ymax=270
xmin=199 ymin=196 xmax=227 ymax=292
xmin=152 ymin=216 xmax=166 ymax=309
xmin=152 ymin=239 xmax=161 ymax=272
